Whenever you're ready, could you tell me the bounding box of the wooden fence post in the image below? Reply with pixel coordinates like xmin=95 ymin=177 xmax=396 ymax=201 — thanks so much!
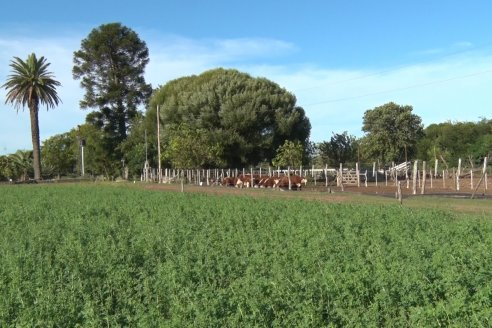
xmin=472 ymin=157 xmax=488 ymax=199
xmin=288 ymin=166 xmax=292 ymax=190
xmin=397 ymin=181 xmax=402 ymax=204
xmin=421 ymin=161 xmax=426 ymax=194
xmin=456 ymin=158 xmax=461 ymax=191
xmin=356 ymin=162 xmax=360 ymax=188
xmin=339 ymin=163 xmax=344 ymax=191
xmin=412 ymin=160 xmax=418 ymax=195
xmin=324 ymin=164 xmax=328 ymax=187
xmin=485 ymin=157 xmax=488 ymax=190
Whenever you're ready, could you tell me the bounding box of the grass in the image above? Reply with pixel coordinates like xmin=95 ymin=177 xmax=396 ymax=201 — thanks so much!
xmin=1 ymin=183 xmax=491 ymax=326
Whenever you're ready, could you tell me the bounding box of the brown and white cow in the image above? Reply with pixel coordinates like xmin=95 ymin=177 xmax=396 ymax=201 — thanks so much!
xmin=274 ymin=175 xmax=307 ymax=190
xmin=258 ymin=176 xmax=276 ymax=188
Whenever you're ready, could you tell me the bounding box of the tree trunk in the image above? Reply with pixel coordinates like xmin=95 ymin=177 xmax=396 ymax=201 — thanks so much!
xmin=29 ymin=105 xmax=42 ymax=180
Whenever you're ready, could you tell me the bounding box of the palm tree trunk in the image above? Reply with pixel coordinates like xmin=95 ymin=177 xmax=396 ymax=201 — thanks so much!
xmin=30 ymin=106 xmax=42 ymax=180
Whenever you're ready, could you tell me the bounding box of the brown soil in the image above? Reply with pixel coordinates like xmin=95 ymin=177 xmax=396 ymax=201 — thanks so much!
xmin=143 ymin=176 xmax=492 ymax=201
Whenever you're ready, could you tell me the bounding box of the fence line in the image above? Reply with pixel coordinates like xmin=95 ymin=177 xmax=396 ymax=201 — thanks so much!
xmin=139 ymin=157 xmax=490 ymax=193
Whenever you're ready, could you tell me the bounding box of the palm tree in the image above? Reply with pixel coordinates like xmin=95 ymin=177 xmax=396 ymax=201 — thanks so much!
xmin=2 ymin=53 xmax=61 ymax=180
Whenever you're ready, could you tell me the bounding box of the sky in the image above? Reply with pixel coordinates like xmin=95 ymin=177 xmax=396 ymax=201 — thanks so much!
xmin=1 ymin=0 xmax=492 ymax=155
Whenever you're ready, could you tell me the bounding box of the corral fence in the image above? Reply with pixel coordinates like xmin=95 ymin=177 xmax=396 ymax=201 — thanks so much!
xmin=140 ymin=157 xmax=490 ymax=194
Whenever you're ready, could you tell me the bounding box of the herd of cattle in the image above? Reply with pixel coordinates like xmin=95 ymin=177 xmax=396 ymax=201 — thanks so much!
xmin=217 ymin=174 xmax=308 ymax=190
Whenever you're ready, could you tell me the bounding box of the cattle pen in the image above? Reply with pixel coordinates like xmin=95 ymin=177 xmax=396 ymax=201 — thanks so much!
xmin=138 ymin=157 xmax=491 ymax=198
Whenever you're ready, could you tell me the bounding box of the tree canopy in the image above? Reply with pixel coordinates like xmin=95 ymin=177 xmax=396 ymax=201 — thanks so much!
xmin=362 ymin=102 xmax=423 ymax=163
xmin=317 ymin=131 xmax=358 ymax=166
xmin=73 ymin=22 xmax=152 ymax=160
xmin=272 ymin=140 xmax=304 ymax=168
xmin=417 ymin=119 xmax=492 ymax=168
xmin=149 ymin=68 xmax=311 ymax=168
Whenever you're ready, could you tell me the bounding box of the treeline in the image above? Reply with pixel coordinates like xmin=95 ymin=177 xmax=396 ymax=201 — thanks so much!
xmin=317 ymin=118 xmax=492 ymax=169
xmin=2 ymin=111 xmax=490 ymax=182
xmin=1 ymin=23 xmax=491 ymax=182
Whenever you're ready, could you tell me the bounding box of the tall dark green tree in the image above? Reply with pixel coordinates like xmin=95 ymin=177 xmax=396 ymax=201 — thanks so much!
xmin=73 ymin=22 xmax=152 ymax=163
xmin=362 ymin=102 xmax=423 ymax=163
xmin=150 ymin=68 xmax=311 ymax=168
xmin=2 ymin=53 xmax=61 ymax=180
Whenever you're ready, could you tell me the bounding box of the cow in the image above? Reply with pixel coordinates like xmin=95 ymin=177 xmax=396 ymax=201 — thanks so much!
xmin=235 ymin=174 xmax=261 ymax=188
xmin=258 ymin=176 xmax=277 ymax=188
xmin=220 ymin=176 xmax=236 ymax=187
xmin=274 ymin=175 xmax=307 ymax=190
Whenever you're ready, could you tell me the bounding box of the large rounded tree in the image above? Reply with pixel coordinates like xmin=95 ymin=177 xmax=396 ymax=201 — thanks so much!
xmin=2 ymin=53 xmax=61 ymax=180
xmin=362 ymin=102 xmax=423 ymax=163
xmin=149 ymin=68 xmax=311 ymax=168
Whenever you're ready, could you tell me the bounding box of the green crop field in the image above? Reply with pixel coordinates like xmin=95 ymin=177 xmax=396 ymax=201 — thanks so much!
xmin=1 ymin=184 xmax=491 ymax=327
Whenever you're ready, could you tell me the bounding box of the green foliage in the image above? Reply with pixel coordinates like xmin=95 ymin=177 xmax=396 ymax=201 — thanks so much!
xmin=0 ymin=151 xmax=33 ymax=181
xmin=2 ymin=53 xmax=61 ymax=180
xmin=73 ymin=22 xmax=152 ymax=165
xmin=272 ymin=140 xmax=304 ymax=168
xmin=362 ymin=102 xmax=423 ymax=164
xmin=41 ymin=132 xmax=77 ymax=178
xmin=162 ymin=125 xmax=225 ymax=168
xmin=149 ymin=68 xmax=311 ymax=168
xmin=118 ymin=114 xmax=156 ymax=178
xmin=1 ymin=184 xmax=492 ymax=326
xmin=417 ymin=119 xmax=492 ymax=167
xmin=70 ymin=124 xmax=116 ymax=178
xmin=318 ymin=131 xmax=358 ymax=166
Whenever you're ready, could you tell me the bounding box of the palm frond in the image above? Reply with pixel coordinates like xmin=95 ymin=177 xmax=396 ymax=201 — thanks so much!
xmin=2 ymin=53 xmax=62 ymax=112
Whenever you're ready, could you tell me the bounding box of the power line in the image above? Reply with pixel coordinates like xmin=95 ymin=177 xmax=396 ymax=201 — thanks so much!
xmin=296 ymin=40 xmax=492 ymax=92
xmin=305 ymin=68 xmax=492 ymax=106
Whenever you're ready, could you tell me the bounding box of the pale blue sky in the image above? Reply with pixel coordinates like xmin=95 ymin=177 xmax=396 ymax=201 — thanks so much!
xmin=1 ymin=0 xmax=492 ymax=154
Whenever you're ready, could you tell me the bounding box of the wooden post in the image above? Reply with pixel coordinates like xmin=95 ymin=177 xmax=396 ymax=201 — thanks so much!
xmin=397 ymin=181 xmax=402 ymax=204
xmin=288 ymin=166 xmax=292 ymax=190
xmin=385 ymin=170 xmax=388 ymax=186
xmin=412 ymin=160 xmax=418 ymax=195
xmin=356 ymin=162 xmax=360 ymax=188
xmin=452 ymin=168 xmax=456 ymax=190
xmin=406 ymin=162 xmax=410 ymax=189
xmin=471 ymin=158 xmax=488 ymax=199
xmin=421 ymin=161 xmax=426 ymax=194
xmin=313 ymin=164 xmax=316 ymax=186
xmin=434 ymin=159 xmax=438 ymax=179
xmin=443 ymin=170 xmax=446 ymax=188
xmin=470 ymin=169 xmax=473 ymax=190
xmin=391 ymin=161 xmax=395 ymax=184
xmin=339 ymin=163 xmax=344 ymax=191
xmin=456 ymin=158 xmax=461 ymax=191
xmin=340 ymin=163 xmax=343 ymax=189
xmin=325 ymin=164 xmax=329 ymax=187
xmin=485 ymin=157 xmax=488 ymax=190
